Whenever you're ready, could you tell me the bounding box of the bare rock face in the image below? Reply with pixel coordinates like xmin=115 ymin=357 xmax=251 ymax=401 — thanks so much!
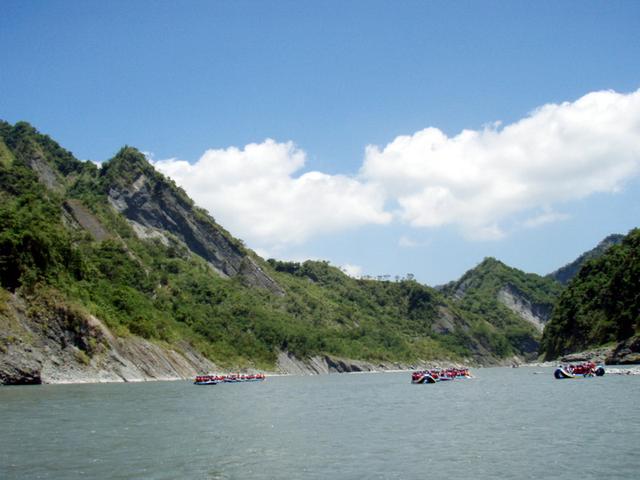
xmin=561 ymin=347 xmax=613 ymax=364
xmin=557 ymin=338 xmax=640 ymax=366
xmin=0 ymin=348 xmax=43 ymax=385
xmin=63 ymin=200 xmax=112 ymax=241
xmin=276 ymin=351 xmax=477 ymax=375
xmin=27 ymin=150 xmax=64 ymax=193
xmin=107 ymin=170 xmax=283 ymax=295
xmin=606 ymin=336 xmax=640 ymax=365
xmin=0 ymin=292 xmax=218 ymax=385
xmin=497 ymin=284 xmax=552 ymax=333
xmin=431 ymin=306 xmax=457 ymax=334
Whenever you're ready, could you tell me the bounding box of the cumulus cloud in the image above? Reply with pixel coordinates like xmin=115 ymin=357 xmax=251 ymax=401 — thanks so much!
xmin=153 ymin=139 xmax=391 ymax=250
xmin=362 ymin=88 xmax=640 ymax=238
xmin=154 ymin=89 xmax=640 ymax=251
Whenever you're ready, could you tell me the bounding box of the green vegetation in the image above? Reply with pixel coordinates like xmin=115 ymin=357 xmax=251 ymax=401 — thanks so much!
xmin=2 ymin=119 xmax=606 ymax=369
xmin=0 ymin=139 xmax=14 ymax=167
xmin=546 ymin=234 xmax=624 ymax=285
xmin=1 ymin=120 xmax=479 ymax=368
xmin=541 ymin=229 xmax=640 ymax=359
xmin=441 ymin=257 xmax=563 ymax=356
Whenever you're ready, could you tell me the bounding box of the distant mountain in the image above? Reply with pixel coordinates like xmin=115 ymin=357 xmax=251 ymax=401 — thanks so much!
xmin=541 ymin=229 xmax=640 ymax=361
xmin=0 ymin=120 xmax=539 ymax=384
xmin=546 ymin=234 xmax=624 ymax=284
xmin=440 ymin=257 xmax=564 ymax=358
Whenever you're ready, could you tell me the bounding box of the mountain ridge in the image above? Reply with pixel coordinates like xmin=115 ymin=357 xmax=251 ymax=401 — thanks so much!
xmin=541 ymin=228 xmax=640 ymax=361
xmin=1 ymin=120 xmax=637 ymax=384
xmin=546 ymin=234 xmax=625 ymax=285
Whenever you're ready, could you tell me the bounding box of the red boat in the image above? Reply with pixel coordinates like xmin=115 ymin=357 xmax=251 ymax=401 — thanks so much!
xmin=411 ymin=368 xmax=472 ymax=384
xmin=554 ymin=362 xmax=605 ymax=379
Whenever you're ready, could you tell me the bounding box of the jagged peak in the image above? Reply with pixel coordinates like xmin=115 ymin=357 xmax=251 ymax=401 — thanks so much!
xmin=101 ymin=146 xmax=155 ymax=183
xmin=100 ymin=146 xmax=194 ymax=205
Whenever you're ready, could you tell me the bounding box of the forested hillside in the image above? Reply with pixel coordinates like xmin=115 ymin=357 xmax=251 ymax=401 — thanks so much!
xmin=3 ymin=121 xmax=634 ymax=383
xmin=546 ymin=234 xmax=624 ymax=285
xmin=439 ymin=257 xmax=563 ymax=356
xmin=0 ymin=121 xmax=554 ymax=383
xmin=541 ymin=229 xmax=640 ymax=360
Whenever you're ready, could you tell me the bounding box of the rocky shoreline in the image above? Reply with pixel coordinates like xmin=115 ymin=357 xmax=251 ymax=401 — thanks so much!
xmin=3 ymin=289 xmax=638 ymax=386
xmin=554 ymin=338 xmax=640 ymax=366
xmin=0 ymin=290 xmax=474 ymax=385
xmin=604 ymin=367 xmax=640 ymax=375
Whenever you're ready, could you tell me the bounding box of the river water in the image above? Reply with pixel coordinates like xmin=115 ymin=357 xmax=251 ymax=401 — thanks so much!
xmin=1 ymin=367 xmax=639 ymax=479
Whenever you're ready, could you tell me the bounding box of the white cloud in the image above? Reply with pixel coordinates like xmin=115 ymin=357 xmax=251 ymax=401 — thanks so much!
xmin=521 ymin=210 xmax=570 ymax=229
xmin=153 ymin=139 xmax=391 ymax=250
xmin=362 ymin=88 xmax=640 ymax=239
xmin=340 ymin=264 xmax=363 ymax=278
xmin=153 ymin=89 xmax=640 ymax=251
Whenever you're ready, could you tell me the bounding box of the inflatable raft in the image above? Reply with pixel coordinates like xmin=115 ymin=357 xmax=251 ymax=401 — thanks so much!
xmin=194 ymin=373 xmax=266 ymax=385
xmin=194 ymin=376 xmax=219 ymax=385
xmin=554 ymin=363 xmax=605 ymax=379
xmin=411 ymin=368 xmax=472 ymax=384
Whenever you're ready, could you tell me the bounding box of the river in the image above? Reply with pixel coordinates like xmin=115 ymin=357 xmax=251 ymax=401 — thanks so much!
xmin=1 ymin=367 xmax=639 ymax=479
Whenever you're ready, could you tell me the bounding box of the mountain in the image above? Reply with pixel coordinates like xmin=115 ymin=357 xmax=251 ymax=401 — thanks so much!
xmin=439 ymin=257 xmax=564 ymax=358
xmin=0 ymin=121 xmax=543 ymax=384
xmin=546 ymin=234 xmax=624 ymax=284
xmin=541 ymin=229 xmax=640 ymax=362
xmin=4 ymin=121 xmax=633 ymax=384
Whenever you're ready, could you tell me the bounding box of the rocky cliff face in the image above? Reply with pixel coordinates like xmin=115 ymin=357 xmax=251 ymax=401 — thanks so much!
xmin=605 ymin=336 xmax=640 ymax=365
xmin=103 ymin=150 xmax=283 ymax=295
xmin=275 ymin=351 xmax=474 ymax=375
xmin=497 ymin=284 xmax=553 ymax=333
xmin=0 ymin=291 xmax=217 ymax=385
xmin=442 ymin=258 xmax=560 ymax=330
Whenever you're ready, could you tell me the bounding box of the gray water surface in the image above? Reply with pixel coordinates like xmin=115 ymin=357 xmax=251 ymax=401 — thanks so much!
xmin=1 ymin=367 xmax=639 ymax=479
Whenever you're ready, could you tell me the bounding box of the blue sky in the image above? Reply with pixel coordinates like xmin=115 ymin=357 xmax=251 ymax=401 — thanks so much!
xmin=2 ymin=1 xmax=640 ymax=285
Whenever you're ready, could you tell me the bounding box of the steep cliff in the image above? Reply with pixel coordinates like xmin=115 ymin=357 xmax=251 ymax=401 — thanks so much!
xmin=101 ymin=148 xmax=282 ymax=294
xmin=0 ymin=288 xmax=217 ymax=384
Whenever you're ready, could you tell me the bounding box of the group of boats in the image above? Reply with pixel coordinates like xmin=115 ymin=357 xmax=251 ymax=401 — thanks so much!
xmin=194 ymin=373 xmax=266 ymax=385
xmin=553 ymin=362 xmax=606 ymax=379
xmin=410 ymin=362 xmax=608 ymax=384
xmin=194 ymin=363 xmax=608 ymax=386
xmin=411 ymin=368 xmax=472 ymax=384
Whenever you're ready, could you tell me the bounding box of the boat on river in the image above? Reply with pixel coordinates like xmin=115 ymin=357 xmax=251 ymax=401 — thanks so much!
xmin=221 ymin=373 xmax=266 ymax=383
xmin=554 ymin=362 xmax=605 ymax=379
xmin=194 ymin=373 xmax=266 ymax=385
xmin=194 ymin=375 xmax=219 ymax=385
xmin=411 ymin=368 xmax=472 ymax=384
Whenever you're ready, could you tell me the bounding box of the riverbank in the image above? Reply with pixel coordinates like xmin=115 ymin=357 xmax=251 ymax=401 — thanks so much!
xmin=0 ymin=289 xmax=490 ymax=386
